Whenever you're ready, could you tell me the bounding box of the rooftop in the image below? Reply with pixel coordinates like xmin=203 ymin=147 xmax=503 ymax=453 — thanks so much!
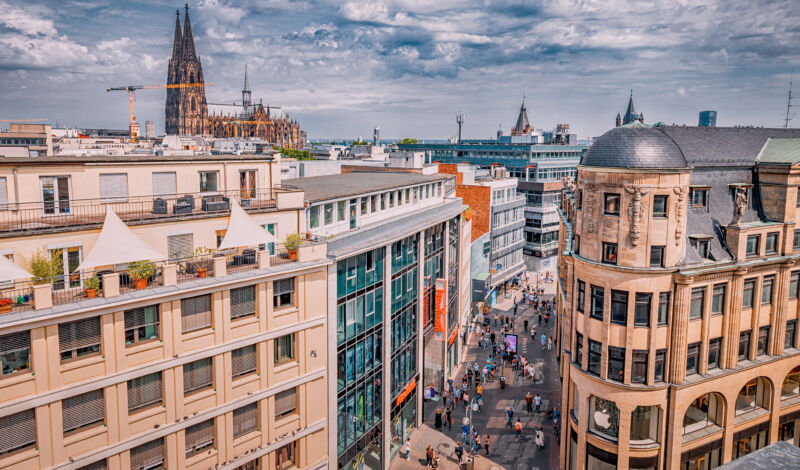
xmin=0 ymin=153 xmax=276 ymax=165
xmin=284 ymin=171 xmax=449 ymax=203
xmin=715 ymin=441 xmax=800 ymax=469
xmin=756 ymin=138 xmax=800 ymax=165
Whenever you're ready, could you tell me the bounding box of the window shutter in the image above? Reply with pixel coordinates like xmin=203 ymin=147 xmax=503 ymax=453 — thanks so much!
xmin=232 ymin=345 xmax=256 ymax=377
xmin=152 ymin=172 xmax=177 ymax=197
xmin=233 ymin=403 xmax=258 ymax=438
xmin=274 ymin=278 xmax=295 ymax=296
xmin=124 ymin=306 xmax=157 ymax=329
xmin=0 ymin=177 xmax=7 ymax=208
xmin=275 ymin=388 xmax=297 ymax=417
xmin=185 ymin=419 xmax=214 ymax=452
xmin=1 ymin=331 xmax=30 ymax=355
xmin=181 ymin=295 xmax=212 ymax=333
xmin=59 ymin=318 xmax=101 ymax=353
xmin=183 ymin=357 xmax=213 ymax=393
xmin=0 ymin=409 xmax=36 ymax=454
xmin=63 ymin=389 xmax=104 ymax=433
xmin=128 ymin=372 xmax=162 ymax=411
xmin=130 ymin=438 xmax=164 ymax=470
xmin=168 ymin=233 xmax=194 ymax=261
xmin=99 ymin=174 xmax=128 ymax=202
xmin=230 ymin=286 xmax=255 ymax=319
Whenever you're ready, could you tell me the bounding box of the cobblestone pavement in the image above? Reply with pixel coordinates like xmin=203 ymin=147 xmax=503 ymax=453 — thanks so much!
xmin=391 ymin=276 xmax=561 ymax=470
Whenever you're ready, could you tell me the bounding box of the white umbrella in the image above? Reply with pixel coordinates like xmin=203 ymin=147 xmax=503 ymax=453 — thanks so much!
xmin=218 ymin=200 xmax=277 ymax=250
xmin=77 ymin=208 xmax=165 ymax=271
xmin=0 ymin=255 xmax=33 ymax=283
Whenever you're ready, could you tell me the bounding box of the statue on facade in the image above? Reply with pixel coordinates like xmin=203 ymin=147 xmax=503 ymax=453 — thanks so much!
xmin=731 ymin=187 xmax=747 ymax=225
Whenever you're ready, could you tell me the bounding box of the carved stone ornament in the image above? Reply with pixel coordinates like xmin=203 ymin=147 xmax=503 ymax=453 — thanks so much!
xmin=584 ymin=184 xmax=598 ymax=233
xmin=673 ymin=187 xmax=687 ymax=246
xmin=731 ymin=187 xmax=747 ymax=225
xmin=625 ymin=185 xmax=650 ymax=246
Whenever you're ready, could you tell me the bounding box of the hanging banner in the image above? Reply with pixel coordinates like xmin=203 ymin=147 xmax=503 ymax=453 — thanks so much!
xmin=434 ymin=278 xmax=447 ymax=341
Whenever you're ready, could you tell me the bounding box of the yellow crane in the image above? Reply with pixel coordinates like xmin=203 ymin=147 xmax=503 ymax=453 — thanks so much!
xmin=106 ymin=83 xmax=213 ymax=141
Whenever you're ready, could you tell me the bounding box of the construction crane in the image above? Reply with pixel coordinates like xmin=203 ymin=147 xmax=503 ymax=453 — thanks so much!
xmin=106 ymin=83 xmax=213 ymax=141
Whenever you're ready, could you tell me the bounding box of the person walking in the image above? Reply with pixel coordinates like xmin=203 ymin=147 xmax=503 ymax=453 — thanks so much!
xmin=463 ymin=391 xmax=470 ymax=413
xmin=515 ymin=419 xmax=523 ymax=441
xmin=445 ymin=407 xmax=453 ymax=430
xmin=538 ymin=312 xmax=542 ymax=325
xmin=547 ymin=336 xmax=553 ymax=351
xmin=535 ymin=393 xmax=542 ymax=412
xmin=506 ymin=406 xmax=514 ymax=427
xmin=513 ymin=303 xmax=518 ymax=316
xmin=526 ymin=391 xmax=533 ymax=412
xmin=454 ymin=442 xmax=464 ymax=463
xmin=541 ymin=333 xmax=547 ymax=350
xmin=530 ymin=326 xmax=536 ymax=341
xmin=426 ymin=445 xmax=433 ymax=466
xmin=461 ymin=418 xmax=470 ymax=445
xmin=475 ymin=434 xmax=481 ymax=454
xmin=490 ymin=331 xmax=496 ymax=346
xmin=524 ymin=318 xmax=529 ymax=332
xmin=535 ymin=427 xmax=545 ymax=450
xmin=484 ymin=434 xmax=491 ymax=455
xmin=403 ymin=439 xmax=411 ymax=460
xmin=434 ymin=408 xmax=442 ymax=430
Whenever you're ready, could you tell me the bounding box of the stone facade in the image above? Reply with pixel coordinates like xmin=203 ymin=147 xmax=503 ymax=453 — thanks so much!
xmin=165 ymin=6 xmax=208 ymax=136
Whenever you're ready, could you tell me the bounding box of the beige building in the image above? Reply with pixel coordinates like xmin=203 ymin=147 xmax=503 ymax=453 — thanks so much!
xmin=0 ymin=154 xmax=329 ymax=470
xmin=557 ymin=125 xmax=800 ymax=469
xmin=0 ymin=123 xmax=53 ymax=157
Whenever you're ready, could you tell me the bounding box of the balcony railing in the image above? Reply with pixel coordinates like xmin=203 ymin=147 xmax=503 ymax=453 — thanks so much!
xmin=0 ymin=187 xmax=300 ymax=235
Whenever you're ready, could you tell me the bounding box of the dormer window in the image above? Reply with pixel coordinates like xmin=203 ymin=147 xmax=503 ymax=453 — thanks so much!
xmin=746 ymin=235 xmax=760 ymax=257
xmin=691 ymin=188 xmax=709 ymax=208
xmin=690 ymin=235 xmax=713 ymax=260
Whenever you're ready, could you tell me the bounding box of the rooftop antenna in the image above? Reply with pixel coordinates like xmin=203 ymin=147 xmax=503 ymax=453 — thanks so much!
xmin=456 ymin=111 xmax=464 ymax=144
xmin=785 ymin=68 xmax=796 ymax=128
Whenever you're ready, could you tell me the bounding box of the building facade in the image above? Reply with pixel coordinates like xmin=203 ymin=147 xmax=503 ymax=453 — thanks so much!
xmin=699 ymin=111 xmax=718 ymax=127
xmin=0 ymin=153 xmax=329 ymax=470
xmin=0 ymin=123 xmax=53 ymax=157
xmin=165 ymin=6 xmax=208 ymax=136
xmin=557 ymin=124 xmax=800 ymax=470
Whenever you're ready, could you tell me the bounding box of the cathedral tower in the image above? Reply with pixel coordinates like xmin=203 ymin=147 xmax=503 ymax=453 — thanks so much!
xmin=165 ymin=5 xmax=208 ymax=135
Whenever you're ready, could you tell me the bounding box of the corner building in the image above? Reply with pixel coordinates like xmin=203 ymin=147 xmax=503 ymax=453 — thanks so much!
xmin=557 ymin=125 xmax=800 ymax=469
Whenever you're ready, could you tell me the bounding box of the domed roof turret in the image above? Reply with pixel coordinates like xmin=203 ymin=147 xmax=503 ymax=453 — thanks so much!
xmin=582 ymin=124 xmax=687 ymax=169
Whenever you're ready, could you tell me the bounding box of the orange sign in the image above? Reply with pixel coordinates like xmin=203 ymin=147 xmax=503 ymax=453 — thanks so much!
xmin=448 ymin=326 xmax=458 ymax=345
xmin=395 ymin=377 xmax=417 ymax=406
xmin=434 ymin=278 xmax=447 ymax=341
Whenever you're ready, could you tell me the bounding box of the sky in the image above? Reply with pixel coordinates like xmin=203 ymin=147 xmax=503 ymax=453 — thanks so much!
xmin=0 ymin=0 xmax=799 ymax=140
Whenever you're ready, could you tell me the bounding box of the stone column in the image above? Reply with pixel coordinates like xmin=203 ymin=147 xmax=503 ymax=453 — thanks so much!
xmin=771 ymin=261 xmax=792 ymax=355
xmin=722 ymin=269 xmax=746 ymax=368
xmin=668 ymin=276 xmax=692 ymax=384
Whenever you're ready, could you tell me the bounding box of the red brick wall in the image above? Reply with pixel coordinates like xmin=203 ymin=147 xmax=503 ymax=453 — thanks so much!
xmin=456 ymin=184 xmax=491 ymax=242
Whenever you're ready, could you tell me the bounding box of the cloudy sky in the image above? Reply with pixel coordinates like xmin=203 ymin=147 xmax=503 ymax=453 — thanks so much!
xmin=1 ymin=0 xmax=798 ymax=140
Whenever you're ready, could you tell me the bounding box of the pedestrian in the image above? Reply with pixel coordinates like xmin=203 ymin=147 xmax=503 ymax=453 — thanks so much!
xmin=454 ymin=442 xmax=464 ymax=463
xmin=553 ymin=406 xmax=560 ymax=426
xmin=526 ymin=391 xmax=533 ymax=412
xmin=535 ymin=427 xmax=545 ymax=450
xmin=538 ymin=312 xmax=542 ymax=325
xmin=484 ymin=434 xmax=491 ymax=455
xmin=403 ymin=439 xmax=411 ymax=460
xmin=434 ymin=408 xmax=442 ymax=430
xmin=506 ymin=406 xmax=514 ymax=427
xmin=454 ymin=387 xmax=461 ymax=406
xmin=461 ymin=419 xmax=470 ymax=445
xmin=515 ymin=418 xmax=523 ymax=441
xmin=463 ymin=391 xmax=470 ymax=413
xmin=445 ymin=407 xmax=453 ymax=430
xmin=547 ymin=336 xmax=553 ymax=351
xmin=490 ymin=331 xmax=496 ymax=345
xmin=541 ymin=333 xmax=547 ymax=350
xmin=524 ymin=318 xmax=529 ymax=331
xmin=475 ymin=434 xmax=481 ymax=454
xmin=426 ymin=445 xmax=433 ymax=466
xmin=544 ymin=313 xmax=549 ymax=325
xmin=530 ymin=326 xmax=535 ymax=341
xmin=513 ymin=303 xmax=518 ymax=316
xmin=535 ymin=393 xmax=542 ymax=412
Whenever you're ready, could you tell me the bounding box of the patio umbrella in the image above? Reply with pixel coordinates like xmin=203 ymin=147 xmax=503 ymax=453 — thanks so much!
xmin=218 ymin=200 xmax=277 ymax=250
xmin=0 ymin=255 xmax=33 ymax=283
xmin=77 ymin=208 xmax=165 ymax=271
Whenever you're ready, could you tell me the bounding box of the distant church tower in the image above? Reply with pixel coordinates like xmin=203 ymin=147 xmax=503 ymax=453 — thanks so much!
xmin=511 ymin=97 xmax=533 ymax=136
xmin=165 ymin=5 xmax=208 ymax=135
xmin=615 ymin=90 xmax=644 ymax=127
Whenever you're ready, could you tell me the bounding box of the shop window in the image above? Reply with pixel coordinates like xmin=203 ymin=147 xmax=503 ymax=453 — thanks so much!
xmin=735 ymin=377 xmax=772 ymax=418
xmin=781 ymin=366 xmax=800 ymax=401
xmin=630 ymin=406 xmax=659 ymax=444
xmin=588 ymin=397 xmax=620 ymax=440
xmin=683 ymin=393 xmax=724 ymax=436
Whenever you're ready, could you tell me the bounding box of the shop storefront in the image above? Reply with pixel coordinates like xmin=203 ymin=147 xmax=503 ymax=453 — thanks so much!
xmin=340 ymin=428 xmax=382 ymax=470
xmin=446 ymin=328 xmax=459 ymax=376
xmin=780 ymin=409 xmax=800 ymax=446
xmin=390 ymin=390 xmax=418 ymax=459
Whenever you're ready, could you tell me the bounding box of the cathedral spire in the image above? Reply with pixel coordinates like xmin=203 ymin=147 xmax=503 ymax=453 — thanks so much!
xmin=171 ymin=9 xmax=182 ymax=60
xmin=242 ymin=65 xmax=252 ymax=110
xmin=511 ymin=96 xmax=532 ymax=136
xmin=182 ymin=4 xmax=198 ymax=61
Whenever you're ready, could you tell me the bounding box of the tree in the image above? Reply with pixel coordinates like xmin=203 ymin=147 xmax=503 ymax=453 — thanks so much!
xmin=275 ymin=147 xmax=315 ymax=160
xmin=398 ymin=137 xmax=418 ymax=145
xmin=351 ymin=138 xmax=369 ymax=146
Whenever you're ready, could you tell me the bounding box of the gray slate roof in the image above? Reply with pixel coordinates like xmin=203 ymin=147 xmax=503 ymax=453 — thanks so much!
xmin=716 ymin=441 xmax=800 ymax=470
xmin=285 ymin=172 xmax=449 ymax=203
xmin=582 ymin=124 xmax=686 ymax=169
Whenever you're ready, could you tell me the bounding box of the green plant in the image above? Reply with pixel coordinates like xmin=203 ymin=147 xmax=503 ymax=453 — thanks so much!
xmin=84 ymin=276 xmax=100 ymax=290
xmin=25 ymin=248 xmax=61 ymax=285
xmin=275 ymin=147 xmax=315 ymax=160
xmin=397 ymin=137 xmax=418 ymax=145
xmin=284 ymin=233 xmax=304 ymax=252
xmin=128 ymin=260 xmax=156 ymax=280
xmin=351 ymin=139 xmax=369 ymax=146
xmin=191 ymin=247 xmax=216 ymax=270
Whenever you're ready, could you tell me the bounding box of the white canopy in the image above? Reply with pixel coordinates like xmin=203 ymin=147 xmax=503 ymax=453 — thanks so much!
xmin=77 ymin=209 xmax=165 ymax=271
xmin=218 ymin=200 xmax=277 ymax=250
xmin=0 ymin=255 xmax=32 ymax=283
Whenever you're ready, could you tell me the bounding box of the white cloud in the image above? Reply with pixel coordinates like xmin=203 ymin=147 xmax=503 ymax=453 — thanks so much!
xmin=0 ymin=1 xmax=57 ymax=36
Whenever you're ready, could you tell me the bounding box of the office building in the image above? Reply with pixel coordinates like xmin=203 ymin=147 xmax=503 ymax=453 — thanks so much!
xmin=557 ymin=124 xmax=800 ymax=469
xmin=0 ymin=123 xmax=53 ymax=157
xmin=0 ymin=153 xmax=329 ymax=470
xmin=699 ymin=111 xmax=718 ymax=127
xmin=284 ymin=171 xmax=471 ymax=469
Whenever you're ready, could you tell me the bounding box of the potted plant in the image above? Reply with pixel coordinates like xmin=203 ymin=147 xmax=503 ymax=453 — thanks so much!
xmin=84 ymin=276 xmax=100 ymax=298
xmin=463 ymin=206 xmax=473 ymax=222
xmin=0 ymin=298 xmax=12 ymax=314
xmin=25 ymin=248 xmax=61 ymax=285
xmin=191 ymin=247 xmax=215 ymax=278
xmin=128 ymin=260 xmax=156 ymax=289
xmin=284 ymin=233 xmax=304 ymax=260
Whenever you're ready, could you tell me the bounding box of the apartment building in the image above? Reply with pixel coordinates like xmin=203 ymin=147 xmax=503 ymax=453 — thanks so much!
xmin=0 ymin=154 xmax=329 ymax=470
xmin=557 ymin=125 xmax=800 ymax=469
xmin=0 ymin=123 xmax=53 ymax=157
xmin=284 ymin=171 xmax=471 ymax=469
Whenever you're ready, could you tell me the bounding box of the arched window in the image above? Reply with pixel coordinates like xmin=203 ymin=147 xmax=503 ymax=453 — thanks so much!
xmin=683 ymin=392 xmax=724 ymax=436
xmin=782 ymin=366 xmax=800 ymax=403
xmin=192 ymin=97 xmax=197 ymax=113
xmin=735 ymin=377 xmax=772 ymax=420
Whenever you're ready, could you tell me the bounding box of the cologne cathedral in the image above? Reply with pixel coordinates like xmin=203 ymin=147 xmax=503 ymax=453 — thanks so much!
xmin=165 ymin=6 xmax=303 ymax=147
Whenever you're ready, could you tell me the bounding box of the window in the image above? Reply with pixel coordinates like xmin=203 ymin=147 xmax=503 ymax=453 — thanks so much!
xmin=602 ymin=242 xmax=617 ymax=264
xmin=276 ymin=442 xmax=297 ymax=470
xmin=739 ymin=330 xmax=751 ymax=361
xmin=1 ymin=331 xmax=30 ymax=376
xmin=590 ymin=286 xmax=604 ymax=320
xmin=215 ymin=229 xmax=226 ymax=249
xmin=184 ymin=357 xmax=213 ymax=394
xmin=589 ymin=397 xmax=620 ymax=440
xmin=233 ymin=403 xmax=258 ymax=438
xmin=746 ymin=235 xmax=760 ymax=257
xmin=691 ymin=188 xmax=708 ymax=208
xmin=657 ymin=292 xmax=670 ymax=325
xmin=0 ymin=409 xmax=36 ymax=456
xmin=791 ymin=272 xmax=800 ymax=299
xmin=652 ymin=195 xmax=668 ymax=217
xmin=152 ymin=172 xmax=176 ymax=197
xmin=125 ymin=305 xmax=160 ymax=345
xmin=711 ymin=284 xmax=726 ymax=315
xmin=631 ymin=406 xmax=659 ymax=443
xmin=360 ymin=198 xmax=368 ymax=215
xmin=59 ymin=317 xmax=101 ymax=362
xmin=632 ymin=350 xmax=648 ymax=383
xmin=757 ymin=326 xmax=770 ymax=356
xmin=185 ymin=419 xmax=214 ymax=458
xmin=634 ymin=293 xmax=651 ymax=326
xmin=0 ymin=177 xmax=6 ymax=208
xmin=389 ymin=191 xmax=394 ymax=207
xmin=611 ymin=290 xmax=628 ymax=324
xmin=708 ymin=337 xmax=721 ymax=370
xmin=232 ymin=345 xmax=257 ymax=378
xmin=604 ymin=193 xmax=620 ymax=215
xmin=273 ymin=278 xmax=295 ymax=309
xmin=735 ymin=378 xmax=771 ymax=417
xmin=765 ymin=232 xmax=779 ymax=254
xmin=274 ymin=333 xmax=295 ymax=363
xmin=654 ymin=349 xmax=666 ymax=382
xmin=167 ymin=233 xmax=194 ymax=261
xmin=608 ymin=346 xmax=625 ymax=382
xmin=323 ymin=203 xmax=334 ymax=225
xmin=99 ymin=173 xmax=128 ymax=202
xmin=63 ymin=389 xmax=104 ymax=434
xmin=574 ymin=234 xmax=581 ymax=255
xmin=309 ymin=205 xmax=319 ymax=228
xmin=576 ymin=281 xmax=585 ymax=313
xmin=577 ymin=189 xmax=583 ymax=209
xmin=337 ymin=200 xmax=346 ymax=221
xmin=199 ymin=171 xmax=218 ymax=192
xmin=794 ymin=230 xmax=800 ymax=250
xmin=130 ymin=438 xmax=164 ymax=470
xmin=650 ymin=246 xmax=664 ymax=267
xmin=231 ymin=286 xmax=256 ymax=319
xmin=762 ymin=275 xmax=775 ymax=304
xmin=588 ymin=340 xmax=601 ymax=376
xmin=697 ymin=239 xmax=711 ymax=259
xmin=686 ymin=343 xmax=700 ymax=376
xmin=575 ymin=333 xmax=583 ymax=365
xmin=275 ymin=388 xmax=297 ymax=419
xmin=181 ymin=294 xmax=212 ymax=333
xmin=40 ymin=175 xmax=71 ymax=215
xmin=690 ymin=287 xmax=705 ymax=319
xmin=743 ymin=279 xmax=756 ymax=308
xmin=683 ymin=393 xmax=723 ymax=435
xmin=787 ymin=320 xmax=797 ymax=349
xmin=128 ymin=372 xmax=162 ymax=412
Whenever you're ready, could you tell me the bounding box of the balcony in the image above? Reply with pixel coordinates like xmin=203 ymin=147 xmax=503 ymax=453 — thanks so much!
xmin=0 ymin=185 xmax=302 ymax=236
